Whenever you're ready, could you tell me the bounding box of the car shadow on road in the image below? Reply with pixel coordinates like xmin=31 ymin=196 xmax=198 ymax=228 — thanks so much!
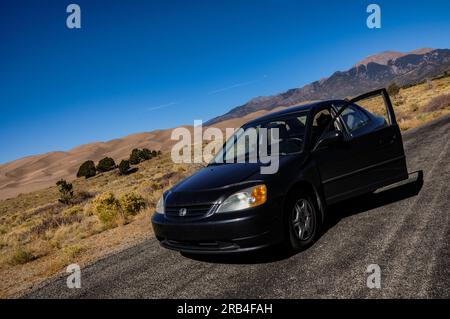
xmin=182 ymin=171 xmax=424 ymax=265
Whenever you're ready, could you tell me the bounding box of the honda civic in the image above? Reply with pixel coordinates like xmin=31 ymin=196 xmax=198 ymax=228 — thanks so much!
xmin=151 ymin=89 xmax=408 ymax=253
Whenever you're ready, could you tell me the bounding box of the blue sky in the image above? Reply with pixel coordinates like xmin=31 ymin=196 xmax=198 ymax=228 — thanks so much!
xmin=1 ymin=0 xmax=449 ymax=163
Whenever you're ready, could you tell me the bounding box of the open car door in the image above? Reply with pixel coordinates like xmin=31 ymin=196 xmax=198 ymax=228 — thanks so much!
xmin=314 ymin=88 xmax=409 ymax=204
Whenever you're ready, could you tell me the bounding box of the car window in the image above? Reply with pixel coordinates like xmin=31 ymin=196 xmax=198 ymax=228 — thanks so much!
xmin=311 ymin=108 xmax=341 ymax=145
xmin=340 ymin=105 xmax=370 ymax=133
xmin=211 ymin=113 xmax=308 ymax=165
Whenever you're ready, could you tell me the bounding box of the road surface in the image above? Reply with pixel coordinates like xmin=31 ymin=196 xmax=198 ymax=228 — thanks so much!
xmin=26 ymin=114 xmax=450 ymax=298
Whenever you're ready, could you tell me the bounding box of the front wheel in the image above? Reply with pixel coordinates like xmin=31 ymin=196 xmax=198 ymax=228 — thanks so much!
xmin=284 ymin=193 xmax=320 ymax=251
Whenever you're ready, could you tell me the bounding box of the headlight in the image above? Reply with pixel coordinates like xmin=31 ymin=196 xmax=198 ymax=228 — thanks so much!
xmin=155 ymin=196 xmax=165 ymax=214
xmin=216 ymin=184 xmax=267 ymax=213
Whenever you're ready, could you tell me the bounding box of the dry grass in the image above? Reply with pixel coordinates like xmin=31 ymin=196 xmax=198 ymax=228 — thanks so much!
xmin=0 ymin=154 xmax=201 ymax=297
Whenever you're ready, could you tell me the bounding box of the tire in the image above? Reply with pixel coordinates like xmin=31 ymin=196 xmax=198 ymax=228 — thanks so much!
xmin=284 ymin=192 xmax=320 ymax=251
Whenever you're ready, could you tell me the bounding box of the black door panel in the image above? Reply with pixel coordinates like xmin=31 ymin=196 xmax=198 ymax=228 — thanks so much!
xmin=313 ymin=89 xmax=408 ymax=204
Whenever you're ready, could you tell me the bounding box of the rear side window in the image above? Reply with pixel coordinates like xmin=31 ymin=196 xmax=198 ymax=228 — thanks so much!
xmin=340 ymin=105 xmax=370 ymax=133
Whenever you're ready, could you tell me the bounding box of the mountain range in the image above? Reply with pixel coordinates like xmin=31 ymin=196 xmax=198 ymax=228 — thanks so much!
xmin=206 ymin=48 xmax=450 ymax=124
xmin=1 ymin=48 xmax=449 ymax=199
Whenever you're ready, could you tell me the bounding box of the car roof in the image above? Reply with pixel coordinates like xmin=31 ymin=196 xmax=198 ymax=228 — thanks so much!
xmin=244 ymin=99 xmax=346 ymax=126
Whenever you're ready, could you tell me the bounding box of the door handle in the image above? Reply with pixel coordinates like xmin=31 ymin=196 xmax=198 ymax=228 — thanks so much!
xmin=379 ymin=135 xmax=396 ymax=145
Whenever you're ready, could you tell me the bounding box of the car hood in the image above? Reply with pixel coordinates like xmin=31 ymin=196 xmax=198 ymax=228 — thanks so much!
xmin=165 ymin=155 xmax=306 ymax=206
xmin=165 ymin=163 xmax=264 ymax=206
xmin=172 ymin=163 xmax=262 ymax=192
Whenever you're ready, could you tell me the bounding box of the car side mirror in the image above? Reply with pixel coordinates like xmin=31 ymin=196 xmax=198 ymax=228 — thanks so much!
xmin=313 ymin=131 xmax=343 ymax=151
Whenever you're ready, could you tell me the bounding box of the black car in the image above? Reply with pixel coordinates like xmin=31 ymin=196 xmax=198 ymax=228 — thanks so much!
xmin=151 ymin=89 xmax=408 ymax=253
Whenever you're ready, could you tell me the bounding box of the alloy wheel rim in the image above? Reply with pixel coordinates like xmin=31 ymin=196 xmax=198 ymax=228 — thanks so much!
xmin=292 ymin=199 xmax=315 ymax=241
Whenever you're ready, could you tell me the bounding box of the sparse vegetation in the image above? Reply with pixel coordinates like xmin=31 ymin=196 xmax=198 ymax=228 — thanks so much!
xmin=77 ymin=160 xmax=96 ymax=179
xmin=92 ymin=192 xmax=122 ymax=228
xmin=0 ymin=152 xmax=191 ymax=298
xmin=140 ymin=148 xmax=153 ymax=161
xmin=129 ymin=148 xmax=142 ymax=165
xmin=118 ymin=159 xmax=131 ymax=175
xmin=387 ymin=82 xmax=400 ymax=97
xmin=92 ymin=191 xmax=147 ymax=228
xmin=129 ymin=148 xmax=160 ymax=165
xmin=56 ymin=179 xmax=74 ymax=205
xmin=119 ymin=192 xmax=146 ymax=216
xmin=96 ymin=157 xmax=116 ymax=173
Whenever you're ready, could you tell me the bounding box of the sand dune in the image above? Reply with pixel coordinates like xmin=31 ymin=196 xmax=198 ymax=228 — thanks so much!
xmin=0 ymin=107 xmax=288 ymax=200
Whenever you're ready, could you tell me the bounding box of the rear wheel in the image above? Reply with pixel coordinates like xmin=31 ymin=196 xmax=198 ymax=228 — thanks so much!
xmin=284 ymin=193 xmax=320 ymax=251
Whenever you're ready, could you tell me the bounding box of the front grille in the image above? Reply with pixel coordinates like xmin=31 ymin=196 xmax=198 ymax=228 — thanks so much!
xmin=165 ymin=204 xmax=215 ymax=218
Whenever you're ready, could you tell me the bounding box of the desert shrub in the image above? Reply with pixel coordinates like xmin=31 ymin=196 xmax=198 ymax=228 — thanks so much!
xmin=129 ymin=148 xmax=159 ymax=164
xmin=119 ymin=193 xmax=146 ymax=216
xmin=97 ymin=157 xmax=116 ymax=173
xmin=77 ymin=160 xmax=96 ymax=179
xmin=129 ymin=149 xmax=142 ymax=165
xmin=92 ymin=192 xmax=122 ymax=227
xmin=9 ymin=246 xmax=36 ymax=265
xmin=140 ymin=148 xmax=153 ymax=161
xmin=56 ymin=179 xmax=74 ymax=205
xmin=387 ymin=82 xmax=400 ymax=97
xmin=422 ymin=94 xmax=450 ymax=112
xmin=118 ymin=160 xmax=131 ymax=175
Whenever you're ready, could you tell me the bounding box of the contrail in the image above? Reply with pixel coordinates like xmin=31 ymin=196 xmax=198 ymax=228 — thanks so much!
xmin=208 ymin=75 xmax=268 ymax=95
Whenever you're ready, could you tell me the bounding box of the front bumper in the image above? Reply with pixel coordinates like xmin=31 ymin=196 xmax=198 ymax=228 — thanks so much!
xmin=151 ymin=202 xmax=283 ymax=254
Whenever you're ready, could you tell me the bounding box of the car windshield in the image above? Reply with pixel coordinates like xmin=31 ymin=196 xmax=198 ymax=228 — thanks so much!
xmin=210 ymin=112 xmax=308 ymax=165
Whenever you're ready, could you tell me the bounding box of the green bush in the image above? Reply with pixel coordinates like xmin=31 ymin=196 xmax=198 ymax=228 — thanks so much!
xmin=129 ymin=148 xmax=160 ymax=165
xmin=119 ymin=193 xmax=146 ymax=216
xmin=129 ymin=148 xmax=142 ymax=165
xmin=92 ymin=192 xmax=122 ymax=228
xmin=140 ymin=148 xmax=153 ymax=161
xmin=56 ymin=179 xmax=74 ymax=205
xmin=77 ymin=160 xmax=96 ymax=179
xmin=97 ymin=157 xmax=116 ymax=173
xmin=118 ymin=159 xmax=131 ymax=175
xmin=387 ymin=82 xmax=400 ymax=97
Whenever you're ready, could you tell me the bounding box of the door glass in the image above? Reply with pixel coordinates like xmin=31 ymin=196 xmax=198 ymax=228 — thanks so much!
xmin=352 ymin=93 xmax=390 ymax=126
xmin=340 ymin=105 xmax=370 ymax=133
xmin=311 ymin=108 xmax=340 ymax=145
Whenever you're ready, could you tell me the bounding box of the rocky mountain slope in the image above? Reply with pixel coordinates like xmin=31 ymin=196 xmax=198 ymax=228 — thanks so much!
xmin=206 ymin=48 xmax=450 ymax=125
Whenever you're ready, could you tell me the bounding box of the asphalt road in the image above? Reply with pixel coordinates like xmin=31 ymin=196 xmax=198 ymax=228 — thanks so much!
xmin=26 ymin=114 xmax=450 ymax=298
